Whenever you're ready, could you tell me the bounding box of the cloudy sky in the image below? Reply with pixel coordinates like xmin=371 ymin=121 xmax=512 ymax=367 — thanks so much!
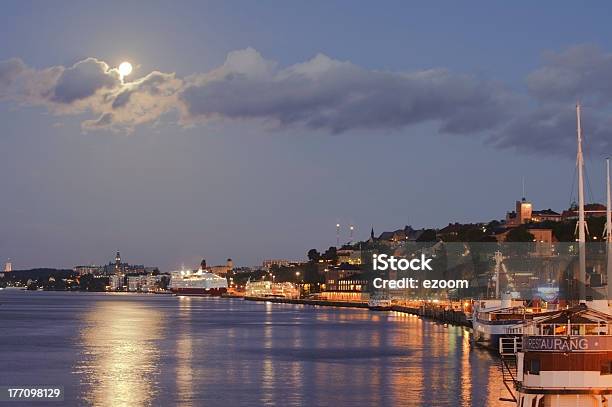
xmin=2 ymin=1 xmax=612 ymax=270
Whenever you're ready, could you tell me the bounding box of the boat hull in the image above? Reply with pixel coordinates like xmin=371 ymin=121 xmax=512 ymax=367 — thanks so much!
xmin=368 ymin=306 xmax=392 ymax=311
xmin=171 ymin=287 xmax=227 ymax=296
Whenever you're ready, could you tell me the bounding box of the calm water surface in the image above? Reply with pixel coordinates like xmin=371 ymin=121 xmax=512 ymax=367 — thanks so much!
xmin=0 ymin=291 xmax=506 ymax=406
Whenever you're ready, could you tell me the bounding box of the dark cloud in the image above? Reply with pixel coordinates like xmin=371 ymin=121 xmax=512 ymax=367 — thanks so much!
xmin=0 ymin=58 xmax=26 ymax=88
xmin=527 ymin=44 xmax=612 ymax=105
xmin=492 ymin=45 xmax=612 ymax=157
xmin=51 ymin=58 xmax=120 ymax=104
xmin=180 ymin=49 xmax=513 ymax=135
xmin=1 ymin=46 xmax=611 ymax=156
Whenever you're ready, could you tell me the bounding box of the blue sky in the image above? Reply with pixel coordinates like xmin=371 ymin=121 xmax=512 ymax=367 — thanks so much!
xmin=1 ymin=1 xmax=612 ymax=269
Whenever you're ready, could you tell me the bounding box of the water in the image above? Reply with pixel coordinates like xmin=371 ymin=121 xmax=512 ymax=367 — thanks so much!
xmin=0 ymin=291 xmax=506 ymax=406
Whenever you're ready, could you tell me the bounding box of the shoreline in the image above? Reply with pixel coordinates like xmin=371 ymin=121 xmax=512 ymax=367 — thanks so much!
xmin=243 ymin=296 xmax=472 ymax=328
xmin=1 ymin=288 xmax=472 ymax=328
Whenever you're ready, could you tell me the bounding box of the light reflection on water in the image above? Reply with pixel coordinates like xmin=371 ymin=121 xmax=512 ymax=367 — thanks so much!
xmin=0 ymin=292 xmax=506 ymax=406
xmin=75 ymin=298 xmax=164 ymax=406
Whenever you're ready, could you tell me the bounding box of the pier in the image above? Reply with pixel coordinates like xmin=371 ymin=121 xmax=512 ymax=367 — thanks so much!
xmin=243 ymin=296 xmax=473 ymax=327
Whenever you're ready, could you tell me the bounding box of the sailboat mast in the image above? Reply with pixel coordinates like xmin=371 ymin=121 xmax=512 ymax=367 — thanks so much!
xmin=607 ymin=157 xmax=611 ymax=300
xmin=576 ymin=104 xmax=587 ymax=302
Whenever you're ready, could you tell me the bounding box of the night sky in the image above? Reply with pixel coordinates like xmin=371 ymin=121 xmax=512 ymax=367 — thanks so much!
xmin=1 ymin=1 xmax=612 ymax=270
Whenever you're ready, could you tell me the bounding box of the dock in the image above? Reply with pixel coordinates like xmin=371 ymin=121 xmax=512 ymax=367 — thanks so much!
xmin=243 ymin=296 xmax=472 ymax=327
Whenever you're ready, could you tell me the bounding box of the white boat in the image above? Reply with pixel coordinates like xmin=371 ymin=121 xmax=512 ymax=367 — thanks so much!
xmin=510 ymin=305 xmax=612 ymax=407
xmin=499 ymin=105 xmax=612 ymax=406
xmin=472 ymin=295 xmax=528 ymax=349
xmin=168 ymin=263 xmax=228 ymax=296
xmin=368 ymin=296 xmax=392 ymax=311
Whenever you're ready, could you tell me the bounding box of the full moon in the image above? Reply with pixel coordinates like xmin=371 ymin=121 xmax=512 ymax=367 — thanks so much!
xmin=118 ymin=61 xmax=132 ymax=78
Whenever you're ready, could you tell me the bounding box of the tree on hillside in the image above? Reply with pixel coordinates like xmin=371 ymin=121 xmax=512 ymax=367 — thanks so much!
xmin=307 ymin=249 xmax=321 ymax=262
xmin=505 ymin=227 xmax=535 ymax=242
xmin=322 ymin=246 xmax=338 ymax=263
xmin=416 ymin=229 xmax=437 ymax=242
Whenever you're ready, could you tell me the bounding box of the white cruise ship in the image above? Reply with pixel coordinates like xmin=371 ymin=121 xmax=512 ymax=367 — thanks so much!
xmin=169 ymin=260 xmax=228 ymax=296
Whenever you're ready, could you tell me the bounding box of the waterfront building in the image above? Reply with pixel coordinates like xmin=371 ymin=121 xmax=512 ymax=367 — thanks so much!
xmin=143 ymin=274 xmax=162 ymax=292
xmin=321 ymin=265 xmax=368 ymax=301
xmin=73 ymin=265 xmax=104 ymax=276
xmin=127 ymin=277 xmax=138 ymax=292
xmin=108 ymin=274 xmax=124 ymax=291
xmin=244 ymin=280 xmax=299 ymax=299
xmin=4 ymin=260 xmax=12 ymax=273
xmin=323 ymin=264 xmax=362 ymax=291
xmin=124 ymin=274 xmax=163 ymax=292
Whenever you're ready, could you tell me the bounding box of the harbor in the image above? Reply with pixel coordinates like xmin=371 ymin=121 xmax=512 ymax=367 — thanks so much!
xmin=0 ymin=290 xmax=509 ymax=406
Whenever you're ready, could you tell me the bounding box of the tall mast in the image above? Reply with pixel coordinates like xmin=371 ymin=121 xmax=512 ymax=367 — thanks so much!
xmin=607 ymin=157 xmax=611 ymax=301
xmin=576 ymin=104 xmax=587 ymax=302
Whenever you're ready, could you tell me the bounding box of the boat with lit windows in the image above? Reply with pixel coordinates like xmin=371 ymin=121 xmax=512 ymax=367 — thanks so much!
xmin=472 ymin=295 xmax=559 ymax=350
xmin=510 ymin=304 xmax=612 ymax=407
xmin=169 ymin=260 xmax=228 ymax=296
xmin=498 ymin=105 xmax=612 ymax=406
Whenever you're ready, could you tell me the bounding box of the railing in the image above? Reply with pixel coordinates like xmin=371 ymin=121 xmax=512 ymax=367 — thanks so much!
xmin=498 ymin=336 xmax=521 ymax=403
xmin=499 ymin=336 xmax=522 ymax=355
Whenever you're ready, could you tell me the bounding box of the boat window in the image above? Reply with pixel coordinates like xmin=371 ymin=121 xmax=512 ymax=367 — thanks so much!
xmin=554 ymin=324 xmax=567 ymax=336
xmin=602 ymin=361 xmax=612 ymax=375
xmin=529 ymin=359 xmax=540 ymax=375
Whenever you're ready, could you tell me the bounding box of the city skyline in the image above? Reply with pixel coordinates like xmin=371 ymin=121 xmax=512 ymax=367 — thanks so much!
xmin=2 ymin=1 xmax=612 ymax=269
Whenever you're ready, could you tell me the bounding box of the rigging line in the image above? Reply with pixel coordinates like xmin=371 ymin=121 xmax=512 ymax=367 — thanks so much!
xmin=585 ymin=166 xmax=596 ymax=204
xmin=569 ymin=164 xmax=577 ymax=207
xmin=580 ymin=112 xmax=598 ymax=204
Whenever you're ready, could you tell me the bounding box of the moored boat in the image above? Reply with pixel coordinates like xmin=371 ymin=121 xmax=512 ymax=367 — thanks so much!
xmin=368 ymin=296 xmax=392 ymax=311
xmin=511 ymin=304 xmax=612 ymax=407
xmin=169 ymin=260 xmax=228 ymax=296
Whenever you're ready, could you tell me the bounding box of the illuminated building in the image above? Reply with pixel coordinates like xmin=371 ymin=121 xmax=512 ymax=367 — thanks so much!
xmin=506 ymin=198 xmax=532 ymax=226
xmin=108 ymin=274 xmax=124 ymax=291
xmin=530 ymin=209 xmax=561 ymax=222
xmin=337 ymin=248 xmax=362 ymax=265
xmin=73 ymin=265 xmax=103 ymax=276
xmin=207 ymin=258 xmax=234 ymax=276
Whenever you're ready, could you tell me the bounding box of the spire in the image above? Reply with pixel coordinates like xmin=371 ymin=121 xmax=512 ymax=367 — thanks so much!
xmin=371 ymin=227 xmax=375 ymax=240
